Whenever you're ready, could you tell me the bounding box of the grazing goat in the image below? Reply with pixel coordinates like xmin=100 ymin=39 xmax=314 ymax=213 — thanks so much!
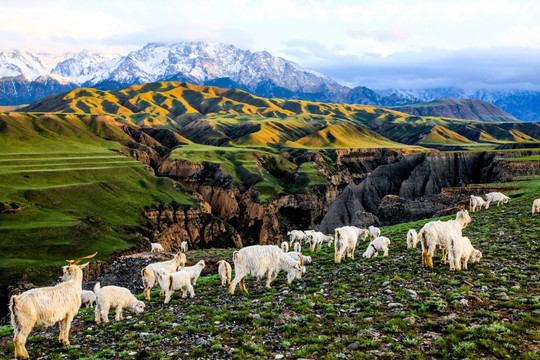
xmin=532 ymin=198 xmax=540 ymax=214
xmin=10 ymin=252 xmax=96 ymax=359
xmin=281 ymin=241 xmax=289 ymax=253
xmin=229 ymin=245 xmax=302 ymax=294
xmin=469 ymin=195 xmax=488 ymax=212
xmin=179 ymin=260 xmax=205 ymax=285
xmin=448 ymin=235 xmax=482 ymax=271
xmin=286 ymin=251 xmax=307 ymax=278
xmin=287 ymin=230 xmax=307 ymax=246
xmin=407 ymin=229 xmax=418 ymax=249
xmin=94 ymin=283 xmax=145 ymax=324
xmin=363 ymin=236 xmax=391 ymax=258
xmin=180 ymin=241 xmax=188 ymax=253
xmin=485 ymin=192 xmax=509 ymax=208
xmin=141 ymin=253 xmax=186 ymax=301
xmin=368 ymin=226 xmax=381 ymax=240
xmin=419 ymin=210 xmax=472 ymax=269
xmin=156 ymin=269 xmax=195 ymax=303
xmin=81 ymin=290 xmax=96 ymax=308
xmin=307 ymin=231 xmax=334 ymax=251
xmin=334 ymin=226 xmax=364 ymax=263
xmin=293 ymin=242 xmax=301 ymax=253
xmin=150 ymin=242 xmax=164 ymax=252
xmin=217 ymin=260 xmax=232 ymax=286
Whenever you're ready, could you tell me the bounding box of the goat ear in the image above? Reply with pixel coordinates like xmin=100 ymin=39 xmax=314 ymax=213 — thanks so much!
xmin=78 ymin=263 xmax=90 ymax=269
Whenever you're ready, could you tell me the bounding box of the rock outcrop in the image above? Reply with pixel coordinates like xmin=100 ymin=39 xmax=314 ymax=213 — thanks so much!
xmin=319 ymin=149 xmax=540 ymax=232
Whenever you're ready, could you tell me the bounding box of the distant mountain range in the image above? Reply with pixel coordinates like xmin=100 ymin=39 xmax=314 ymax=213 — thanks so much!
xmin=1 ymin=43 xmax=540 ymax=122
xmin=377 ymin=87 xmax=540 ymax=122
xmin=391 ymin=99 xmax=518 ymax=123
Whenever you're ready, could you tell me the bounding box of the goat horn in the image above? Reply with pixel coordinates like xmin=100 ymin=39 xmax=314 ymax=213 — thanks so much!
xmin=300 ymin=255 xmax=305 ymax=268
xmin=72 ymin=251 xmax=98 ymax=265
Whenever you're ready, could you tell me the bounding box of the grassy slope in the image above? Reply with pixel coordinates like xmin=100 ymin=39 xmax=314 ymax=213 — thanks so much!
xmin=0 ymin=175 xmax=538 ymax=359
xmin=0 ymin=112 xmax=193 ymax=300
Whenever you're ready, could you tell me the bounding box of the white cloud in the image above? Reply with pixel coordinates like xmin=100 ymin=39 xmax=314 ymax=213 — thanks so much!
xmin=501 ymin=24 xmax=540 ymax=48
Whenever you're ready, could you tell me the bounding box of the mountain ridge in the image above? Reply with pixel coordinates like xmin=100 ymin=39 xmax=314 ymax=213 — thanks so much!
xmin=391 ymin=98 xmax=518 ymax=123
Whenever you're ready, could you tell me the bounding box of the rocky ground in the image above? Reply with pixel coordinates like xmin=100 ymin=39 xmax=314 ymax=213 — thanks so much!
xmin=0 ymin=179 xmax=539 ymax=359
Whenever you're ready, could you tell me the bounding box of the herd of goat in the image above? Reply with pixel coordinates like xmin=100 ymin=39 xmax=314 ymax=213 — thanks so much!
xmin=7 ymin=191 xmax=537 ymax=358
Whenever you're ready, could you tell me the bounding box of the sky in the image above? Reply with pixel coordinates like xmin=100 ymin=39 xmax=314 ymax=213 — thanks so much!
xmin=3 ymin=0 xmax=540 ymax=90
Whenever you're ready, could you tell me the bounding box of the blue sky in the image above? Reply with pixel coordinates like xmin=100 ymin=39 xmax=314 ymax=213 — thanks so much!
xmin=3 ymin=0 xmax=540 ymax=90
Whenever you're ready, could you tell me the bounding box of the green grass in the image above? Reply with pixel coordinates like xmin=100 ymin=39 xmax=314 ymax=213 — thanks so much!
xmin=0 ymin=113 xmax=196 ymax=314
xmin=1 ymin=175 xmax=537 ymax=359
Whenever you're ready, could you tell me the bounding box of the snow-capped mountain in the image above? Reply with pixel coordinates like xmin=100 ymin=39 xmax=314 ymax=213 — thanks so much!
xmin=0 ymin=42 xmax=352 ymax=105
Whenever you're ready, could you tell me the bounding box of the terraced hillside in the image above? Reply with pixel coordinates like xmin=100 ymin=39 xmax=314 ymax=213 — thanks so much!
xmin=20 ymin=81 xmax=540 ymax=148
xmin=0 ymin=112 xmax=195 ymax=314
xmin=0 ymin=174 xmax=538 ymax=359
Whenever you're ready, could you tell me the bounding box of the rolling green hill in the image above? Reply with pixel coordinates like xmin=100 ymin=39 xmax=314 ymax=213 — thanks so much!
xmin=0 ymin=112 xmax=194 ymax=313
xmin=20 ymin=81 xmax=540 ymax=149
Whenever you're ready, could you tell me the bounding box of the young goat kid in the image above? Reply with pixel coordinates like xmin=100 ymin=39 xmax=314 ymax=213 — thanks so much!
xmin=150 ymin=243 xmax=164 ymax=252
xmin=141 ymin=253 xmax=186 ymax=301
xmin=94 ymin=283 xmax=145 ymax=324
xmin=447 ymin=235 xmax=482 ymax=271
xmin=10 ymin=252 xmax=97 ymax=359
xmin=532 ymin=198 xmax=540 ymax=214
xmin=363 ymin=236 xmax=391 ymax=258
xmin=406 ymin=229 xmax=418 ymax=249
xmin=81 ymin=290 xmax=96 ymax=308
xmin=179 ymin=260 xmax=205 ymax=285
xmin=156 ymin=269 xmax=195 ymax=303
xmin=217 ymin=260 xmax=232 ymax=286
xmin=368 ymin=226 xmax=381 ymax=240
xmin=469 ymin=195 xmax=488 ymax=212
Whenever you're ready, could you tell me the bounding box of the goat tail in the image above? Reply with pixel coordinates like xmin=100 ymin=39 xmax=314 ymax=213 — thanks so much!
xmin=9 ymin=295 xmax=20 ymax=328
xmin=233 ymin=251 xmax=243 ymax=264
xmin=94 ymin=282 xmax=101 ymax=293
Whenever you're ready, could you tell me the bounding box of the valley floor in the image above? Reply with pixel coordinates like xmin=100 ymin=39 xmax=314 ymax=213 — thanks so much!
xmin=0 ymin=177 xmax=539 ymax=359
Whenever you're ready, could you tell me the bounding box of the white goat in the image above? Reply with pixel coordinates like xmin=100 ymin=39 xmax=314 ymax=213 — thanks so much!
xmin=287 ymin=230 xmax=308 ymax=246
xmin=293 ymin=242 xmax=301 ymax=253
xmin=307 ymin=231 xmax=334 ymax=251
xmin=94 ymin=283 xmax=145 ymax=324
xmin=406 ymin=229 xmax=418 ymax=249
xmin=141 ymin=252 xmax=186 ymax=301
xmin=485 ymin=192 xmax=509 ymax=208
xmin=334 ymin=226 xmax=364 ymax=263
xmin=532 ymin=198 xmax=540 ymax=214
xmin=419 ymin=210 xmax=472 ymax=269
xmin=368 ymin=226 xmax=381 ymax=240
xmin=156 ymin=269 xmax=195 ymax=303
xmin=150 ymin=242 xmax=164 ymax=252
xmin=447 ymin=235 xmax=482 ymax=271
xmin=9 ymin=252 xmax=96 ymax=359
xmin=228 ymin=245 xmax=302 ymax=294
xmin=469 ymin=195 xmax=488 ymax=212
xmin=286 ymin=251 xmax=307 ymax=277
xmin=217 ymin=260 xmax=232 ymax=286
xmin=81 ymin=290 xmax=96 ymax=308
xmin=179 ymin=260 xmax=205 ymax=285
xmin=180 ymin=241 xmax=188 ymax=253
xmin=281 ymin=241 xmax=289 ymax=252
xmin=363 ymin=236 xmax=391 ymax=258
